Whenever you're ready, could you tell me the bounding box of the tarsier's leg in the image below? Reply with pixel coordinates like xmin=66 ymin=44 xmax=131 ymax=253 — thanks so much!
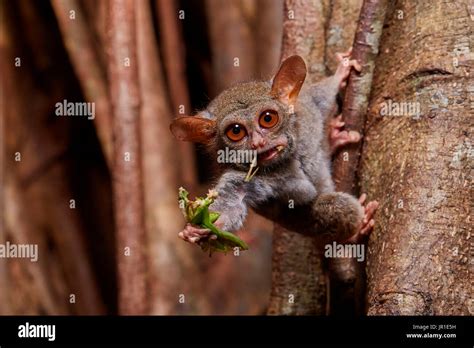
xmin=310 ymin=48 xmax=362 ymax=119
xmin=312 ymin=191 xmax=378 ymax=243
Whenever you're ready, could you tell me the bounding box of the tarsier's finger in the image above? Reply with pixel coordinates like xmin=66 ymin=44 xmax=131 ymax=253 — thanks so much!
xmin=342 ymin=47 xmax=353 ymax=58
xmin=330 ymin=116 xmax=345 ymax=129
xmin=185 ymin=224 xmax=211 ymax=236
xmin=330 ymin=131 xmax=360 ymax=151
xmin=359 ymin=193 xmax=367 ymax=205
xmin=348 ymin=131 xmax=361 ymax=142
xmin=349 ymin=59 xmax=362 ymax=72
xmin=187 ymin=231 xmax=203 ymax=239
xmin=336 ymin=48 xmax=353 ymax=62
xmin=360 ymin=219 xmax=375 ymax=235
xmin=192 ymin=228 xmax=211 ymax=236
xmin=188 ymin=236 xmax=200 ymax=243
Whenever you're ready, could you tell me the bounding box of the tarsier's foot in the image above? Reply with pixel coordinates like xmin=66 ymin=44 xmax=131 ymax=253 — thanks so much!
xmin=178 ymin=223 xmax=217 ymax=244
xmin=329 ymin=114 xmax=361 ymax=153
xmin=335 ymin=47 xmax=362 ymax=89
xmin=345 ymin=194 xmax=379 ymax=244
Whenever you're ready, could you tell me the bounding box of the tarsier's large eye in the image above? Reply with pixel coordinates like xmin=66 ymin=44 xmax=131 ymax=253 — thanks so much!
xmin=259 ymin=110 xmax=279 ymax=128
xmin=225 ymin=124 xmax=247 ymax=142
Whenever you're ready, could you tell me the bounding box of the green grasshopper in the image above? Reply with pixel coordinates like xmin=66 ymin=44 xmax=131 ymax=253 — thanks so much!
xmin=178 ymin=187 xmax=249 ymax=256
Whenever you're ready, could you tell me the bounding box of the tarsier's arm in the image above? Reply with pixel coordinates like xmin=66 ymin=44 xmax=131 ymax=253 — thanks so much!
xmin=208 ymin=172 xmax=248 ymax=231
xmin=310 ymin=48 xmax=363 ymax=153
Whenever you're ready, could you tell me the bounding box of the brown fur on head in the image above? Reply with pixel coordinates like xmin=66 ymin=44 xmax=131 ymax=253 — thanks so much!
xmin=170 ymin=55 xmax=307 ymax=171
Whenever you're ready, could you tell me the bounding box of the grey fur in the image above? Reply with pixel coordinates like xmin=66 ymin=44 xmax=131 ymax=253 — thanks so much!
xmin=203 ymin=69 xmax=363 ymax=241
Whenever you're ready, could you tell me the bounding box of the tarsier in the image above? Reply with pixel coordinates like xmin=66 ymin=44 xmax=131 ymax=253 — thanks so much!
xmin=171 ymin=49 xmax=378 ymax=246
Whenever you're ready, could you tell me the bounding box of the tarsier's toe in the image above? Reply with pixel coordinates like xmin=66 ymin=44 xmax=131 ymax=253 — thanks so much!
xmin=329 ymin=114 xmax=345 ymax=130
xmin=344 ymin=197 xmax=379 ymax=243
xmin=360 ymin=200 xmax=379 ymax=236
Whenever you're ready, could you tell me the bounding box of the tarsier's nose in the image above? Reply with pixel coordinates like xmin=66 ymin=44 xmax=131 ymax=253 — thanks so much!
xmin=250 ymin=132 xmax=267 ymax=149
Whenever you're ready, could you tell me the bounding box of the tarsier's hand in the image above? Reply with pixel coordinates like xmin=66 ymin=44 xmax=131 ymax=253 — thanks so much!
xmin=344 ymin=193 xmax=379 ymax=244
xmin=178 ymin=223 xmax=217 ymax=244
xmin=328 ymin=114 xmax=361 ymax=154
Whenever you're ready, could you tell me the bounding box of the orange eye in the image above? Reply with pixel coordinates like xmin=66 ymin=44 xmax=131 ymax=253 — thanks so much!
xmin=225 ymin=124 xmax=247 ymax=142
xmin=259 ymin=110 xmax=279 ymax=128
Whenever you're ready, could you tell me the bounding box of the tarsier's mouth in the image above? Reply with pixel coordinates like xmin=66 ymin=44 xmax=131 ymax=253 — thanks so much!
xmin=257 ymin=145 xmax=285 ymax=162
xmin=244 ymin=144 xmax=285 ymax=182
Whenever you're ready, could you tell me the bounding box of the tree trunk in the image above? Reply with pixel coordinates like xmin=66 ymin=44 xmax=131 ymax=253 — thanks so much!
xmin=136 ymin=0 xmax=210 ymax=315
xmin=255 ymin=0 xmax=284 ymax=78
xmin=361 ymin=0 xmax=472 ymax=315
xmin=51 ymin=0 xmax=113 ymax=167
xmin=108 ymin=0 xmax=148 ymax=315
xmin=205 ymin=0 xmax=256 ymax=92
xmin=268 ymin=0 xmax=331 ymax=315
xmin=155 ymin=0 xmax=198 ymax=188
xmin=1 ymin=0 xmax=105 ymax=314
xmin=330 ymin=0 xmax=387 ymax=316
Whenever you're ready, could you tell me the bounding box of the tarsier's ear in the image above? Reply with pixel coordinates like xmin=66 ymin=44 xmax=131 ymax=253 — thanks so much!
xmin=170 ymin=115 xmax=216 ymax=144
xmin=270 ymin=55 xmax=307 ymax=105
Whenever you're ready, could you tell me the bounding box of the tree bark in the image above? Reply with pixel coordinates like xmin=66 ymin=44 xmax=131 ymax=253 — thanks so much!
xmin=136 ymin=0 xmax=210 ymax=315
xmin=51 ymin=0 xmax=113 ymax=167
xmin=205 ymin=0 xmax=256 ymax=92
xmin=268 ymin=0 xmax=331 ymax=315
xmin=325 ymin=0 xmax=363 ymax=74
xmin=108 ymin=0 xmax=148 ymax=315
xmin=329 ymin=0 xmax=387 ymax=316
xmin=255 ymin=0 xmax=284 ymax=78
xmin=155 ymin=0 xmax=197 ymax=188
xmin=360 ymin=0 xmax=472 ymax=315
xmin=1 ymin=0 xmax=105 ymax=314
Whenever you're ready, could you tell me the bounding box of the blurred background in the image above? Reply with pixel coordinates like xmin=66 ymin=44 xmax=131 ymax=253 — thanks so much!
xmin=1 ymin=0 xmax=289 ymax=315
xmin=3 ymin=0 xmax=469 ymax=317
